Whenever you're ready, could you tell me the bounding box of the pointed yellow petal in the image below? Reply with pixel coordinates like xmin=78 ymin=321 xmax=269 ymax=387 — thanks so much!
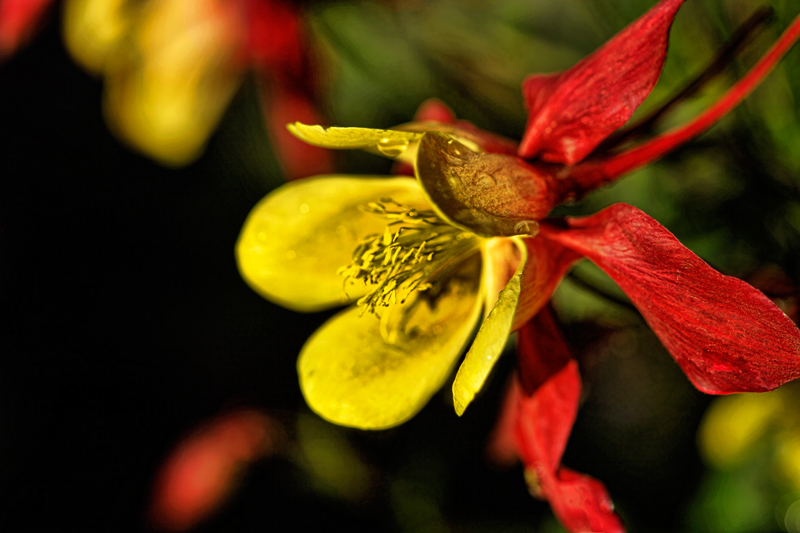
xmin=298 ymin=256 xmax=483 ymax=429
xmin=287 ymin=123 xmax=422 ymax=162
xmin=236 ymin=176 xmax=426 ymax=312
xmin=452 ymin=238 xmax=528 ymax=416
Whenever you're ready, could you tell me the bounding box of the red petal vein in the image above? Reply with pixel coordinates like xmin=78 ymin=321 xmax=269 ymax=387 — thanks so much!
xmin=540 ymin=204 xmax=800 ymax=394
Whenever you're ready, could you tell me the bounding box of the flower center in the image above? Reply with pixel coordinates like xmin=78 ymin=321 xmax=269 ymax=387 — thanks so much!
xmin=340 ymin=198 xmax=480 ymax=315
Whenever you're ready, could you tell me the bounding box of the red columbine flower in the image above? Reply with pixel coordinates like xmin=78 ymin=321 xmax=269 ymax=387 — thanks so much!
xmin=237 ymin=1 xmax=800 ymax=531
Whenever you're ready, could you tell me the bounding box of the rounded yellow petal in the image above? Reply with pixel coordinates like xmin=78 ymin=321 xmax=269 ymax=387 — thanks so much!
xmin=298 ymin=256 xmax=483 ymax=429
xmin=698 ymin=390 xmax=784 ymax=468
xmin=452 ymin=238 xmax=527 ymax=415
xmin=236 ymin=176 xmax=427 ymax=312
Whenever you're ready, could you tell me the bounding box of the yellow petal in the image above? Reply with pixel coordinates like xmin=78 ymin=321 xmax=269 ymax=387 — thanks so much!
xmin=287 ymin=123 xmax=422 ymax=163
xmin=236 ymin=176 xmax=427 ymax=312
xmin=452 ymin=238 xmax=528 ymax=416
xmin=63 ymin=0 xmax=132 ymax=73
xmin=104 ymin=0 xmax=244 ymax=165
xmin=298 ymin=256 xmax=483 ymax=429
xmin=698 ymin=390 xmax=784 ymax=468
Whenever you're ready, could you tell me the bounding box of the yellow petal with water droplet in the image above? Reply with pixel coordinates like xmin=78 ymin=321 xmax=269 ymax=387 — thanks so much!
xmin=452 ymin=239 xmax=528 ymax=416
xmin=298 ymin=257 xmax=483 ymax=429
xmin=698 ymin=389 xmax=785 ymax=468
xmin=236 ymin=176 xmax=426 ymax=312
xmin=287 ymin=123 xmax=422 ymax=162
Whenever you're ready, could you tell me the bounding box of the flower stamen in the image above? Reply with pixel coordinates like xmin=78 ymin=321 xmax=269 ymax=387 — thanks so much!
xmin=340 ymin=198 xmax=479 ymax=315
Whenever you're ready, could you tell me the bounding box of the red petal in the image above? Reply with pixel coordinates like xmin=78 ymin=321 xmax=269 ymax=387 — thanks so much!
xmin=514 ymin=311 xmax=578 ymax=472
xmin=244 ymin=0 xmax=305 ymax=77
xmin=518 ymin=0 xmax=686 ymax=164
xmin=516 ymin=306 xmax=574 ymax=396
xmin=261 ymin=84 xmax=333 ymax=180
xmin=512 ymin=237 xmax=582 ymax=332
xmin=513 ymin=310 xmax=626 ymax=532
xmin=540 ymin=204 xmax=800 ymax=394
xmin=539 ymin=468 xmax=625 ymax=533
xmin=0 ymin=0 xmax=54 ymax=58
xmin=486 ymin=376 xmax=522 ymax=468
xmin=413 ymin=98 xmax=458 ymax=124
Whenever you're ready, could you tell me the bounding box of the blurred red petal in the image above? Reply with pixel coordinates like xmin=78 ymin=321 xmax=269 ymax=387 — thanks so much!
xmin=540 ymin=203 xmax=800 ymax=394
xmin=244 ymin=0 xmax=304 ymax=77
xmin=486 ymin=376 xmax=521 ymax=467
xmin=0 ymin=0 xmax=54 ymax=58
xmin=518 ymin=0 xmax=686 ymax=164
xmin=150 ymin=410 xmax=277 ymax=532
xmin=413 ymin=98 xmax=457 ymax=124
xmin=263 ymin=85 xmax=333 ymax=180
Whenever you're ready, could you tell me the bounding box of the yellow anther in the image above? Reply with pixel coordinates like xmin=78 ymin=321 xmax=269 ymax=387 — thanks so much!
xmin=341 ymin=198 xmax=479 ymax=315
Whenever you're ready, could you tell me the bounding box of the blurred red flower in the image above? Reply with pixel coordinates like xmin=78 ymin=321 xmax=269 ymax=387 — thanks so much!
xmin=149 ymin=409 xmax=279 ymax=532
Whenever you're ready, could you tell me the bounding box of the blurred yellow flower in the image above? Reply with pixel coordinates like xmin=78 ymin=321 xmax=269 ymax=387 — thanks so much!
xmin=64 ymin=0 xmax=245 ymax=165
xmin=699 ymin=389 xmax=784 ymax=468
xmin=699 ymin=384 xmax=800 ymax=491
xmin=61 ymin=0 xmax=330 ymax=175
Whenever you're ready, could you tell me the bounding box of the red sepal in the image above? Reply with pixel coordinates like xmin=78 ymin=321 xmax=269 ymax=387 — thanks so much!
xmin=512 ymin=237 xmax=582 ymax=331
xmin=515 ymin=320 xmax=576 ymax=471
xmin=540 ymin=203 xmax=800 ymax=394
xmin=538 ymin=467 xmax=625 ymax=533
xmin=518 ymin=0 xmax=686 ymax=164
xmin=513 ymin=308 xmax=625 ymax=532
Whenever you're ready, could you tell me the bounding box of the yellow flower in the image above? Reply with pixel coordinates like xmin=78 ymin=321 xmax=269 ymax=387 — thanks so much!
xmin=236 ymin=124 xmax=561 ymax=429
